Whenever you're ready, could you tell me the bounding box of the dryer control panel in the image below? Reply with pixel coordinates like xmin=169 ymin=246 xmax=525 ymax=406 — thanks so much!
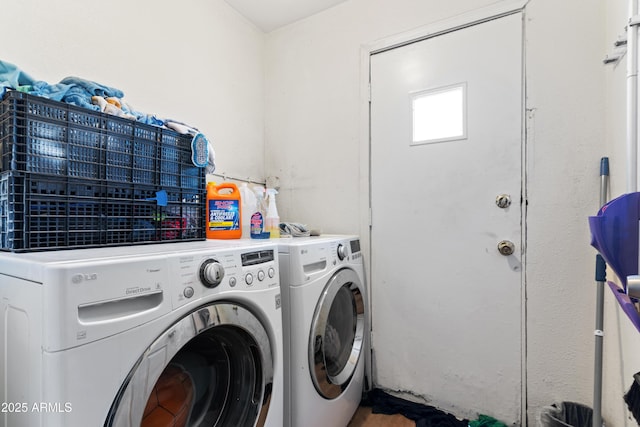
xmin=284 ymin=237 xmax=362 ymax=285
xmin=336 ymin=239 xmax=362 ymax=261
xmin=329 ymin=238 xmax=362 ymax=264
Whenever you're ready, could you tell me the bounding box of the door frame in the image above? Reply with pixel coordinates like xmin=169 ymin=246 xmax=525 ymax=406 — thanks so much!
xmin=358 ymin=0 xmax=529 ymax=424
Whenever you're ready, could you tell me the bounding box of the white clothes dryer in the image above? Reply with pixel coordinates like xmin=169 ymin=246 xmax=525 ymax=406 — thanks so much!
xmin=0 ymin=240 xmax=283 ymax=427
xmin=278 ymin=236 xmax=367 ymax=427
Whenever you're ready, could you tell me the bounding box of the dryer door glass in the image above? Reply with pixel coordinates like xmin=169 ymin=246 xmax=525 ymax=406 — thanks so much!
xmin=104 ymin=303 xmax=274 ymax=427
xmin=309 ymin=268 xmax=365 ymax=399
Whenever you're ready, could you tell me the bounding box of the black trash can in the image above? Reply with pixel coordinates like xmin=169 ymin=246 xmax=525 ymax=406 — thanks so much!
xmin=539 ymin=402 xmax=593 ymax=427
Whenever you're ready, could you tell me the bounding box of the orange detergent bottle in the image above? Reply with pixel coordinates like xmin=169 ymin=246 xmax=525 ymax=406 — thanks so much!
xmin=206 ymin=182 xmax=242 ymax=239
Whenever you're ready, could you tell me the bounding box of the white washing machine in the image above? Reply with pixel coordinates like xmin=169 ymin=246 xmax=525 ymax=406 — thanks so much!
xmin=0 ymin=240 xmax=283 ymax=427
xmin=278 ymin=235 xmax=367 ymax=427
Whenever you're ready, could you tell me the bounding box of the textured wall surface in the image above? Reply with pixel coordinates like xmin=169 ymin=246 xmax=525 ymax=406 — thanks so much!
xmin=3 ymin=0 xmax=266 ymax=182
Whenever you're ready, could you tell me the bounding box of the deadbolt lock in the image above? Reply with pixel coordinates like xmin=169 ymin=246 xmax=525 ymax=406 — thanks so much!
xmin=498 ymin=240 xmax=515 ymax=256
xmin=496 ymin=194 xmax=512 ymax=209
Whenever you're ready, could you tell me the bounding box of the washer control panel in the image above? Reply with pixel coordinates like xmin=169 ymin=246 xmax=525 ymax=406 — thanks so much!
xmin=240 ymin=250 xmax=276 ymax=287
xmin=172 ymin=247 xmax=278 ymax=309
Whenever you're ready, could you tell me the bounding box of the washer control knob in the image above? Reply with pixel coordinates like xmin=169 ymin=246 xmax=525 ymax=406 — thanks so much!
xmin=245 ymin=273 xmax=254 ymax=286
xmin=258 ymin=270 xmax=265 ymax=281
xmin=200 ymin=259 xmax=225 ymax=288
xmin=183 ymin=286 xmax=195 ymax=298
xmin=268 ymin=267 xmax=275 ymax=278
xmin=337 ymin=244 xmax=347 ymax=261
xmin=229 ymin=277 xmax=237 ymax=287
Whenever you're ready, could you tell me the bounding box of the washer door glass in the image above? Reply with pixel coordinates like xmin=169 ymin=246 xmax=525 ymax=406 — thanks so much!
xmin=104 ymin=302 xmax=274 ymax=427
xmin=309 ymin=268 xmax=365 ymax=399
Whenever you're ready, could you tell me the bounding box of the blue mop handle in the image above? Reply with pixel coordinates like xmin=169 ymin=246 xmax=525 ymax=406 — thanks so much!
xmin=596 ymin=157 xmax=609 ymax=283
xmin=595 ymin=157 xmax=609 ymax=282
xmin=600 ymin=157 xmax=609 ymax=177
xmin=593 ymin=156 xmax=609 ymax=427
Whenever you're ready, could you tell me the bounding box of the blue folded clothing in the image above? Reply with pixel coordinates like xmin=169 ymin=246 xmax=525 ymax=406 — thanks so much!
xmin=0 ymin=59 xmax=215 ymax=172
xmin=0 ymin=61 xmax=124 ymax=111
xmin=0 ymin=60 xmax=188 ymax=129
xmin=27 ymin=81 xmax=72 ymax=102
xmin=60 ymin=76 xmax=124 ymax=110
xmin=59 ymin=76 xmax=124 ymax=99
xmin=0 ymin=60 xmax=38 ymax=98
xmin=1 ymin=60 xmax=126 ymax=108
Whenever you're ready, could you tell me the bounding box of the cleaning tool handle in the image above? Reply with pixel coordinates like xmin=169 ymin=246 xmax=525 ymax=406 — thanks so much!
xmin=593 ymin=156 xmax=609 ymax=427
xmin=595 ymin=254 xmax=606 ymax=282
xmin=600 ymin=157 xmax=609 ymax=177
xmin=599 ymin=157 xmax=609 ymax=208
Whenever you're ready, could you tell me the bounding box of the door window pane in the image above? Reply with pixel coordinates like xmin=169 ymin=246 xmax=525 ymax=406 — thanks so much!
xmin=412 ymin=83 xmax=466 ymax=144
xmin=323 ymin=285 xmax=356 ymax=377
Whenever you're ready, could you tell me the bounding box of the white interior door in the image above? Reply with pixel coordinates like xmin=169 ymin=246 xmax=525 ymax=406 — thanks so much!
xmin=370 ymin=12 xmax=524 ymax=424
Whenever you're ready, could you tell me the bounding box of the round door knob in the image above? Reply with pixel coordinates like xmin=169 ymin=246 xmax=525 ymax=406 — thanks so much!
xmin=497 ymin=240 xmax=515 ymax=256
xmin=496 ymin=194 xmax=512 ymax=209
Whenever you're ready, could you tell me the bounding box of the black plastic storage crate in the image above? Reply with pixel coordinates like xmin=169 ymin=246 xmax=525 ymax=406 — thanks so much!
xmin=0 ymin=91 xmax=205 ymax=251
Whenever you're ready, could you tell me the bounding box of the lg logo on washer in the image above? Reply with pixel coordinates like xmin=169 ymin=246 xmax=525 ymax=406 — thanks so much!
xmin=70 ymin=273 xmax=97 ymax=284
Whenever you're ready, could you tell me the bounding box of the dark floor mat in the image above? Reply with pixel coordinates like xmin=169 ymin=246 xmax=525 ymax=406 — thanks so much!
xmin=361 ymin=388 xmax=468 ymax=427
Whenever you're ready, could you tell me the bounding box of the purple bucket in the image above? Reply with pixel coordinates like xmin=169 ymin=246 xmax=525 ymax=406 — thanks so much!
xmin=589 ymin=192 xmax=640 ymax=290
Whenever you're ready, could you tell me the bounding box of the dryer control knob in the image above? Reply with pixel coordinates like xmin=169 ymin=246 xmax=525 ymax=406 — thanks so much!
xmin=200 ymin=259 xmax=225 ymax=288
xmin=337 ymin=244 xmax=347 ymax=261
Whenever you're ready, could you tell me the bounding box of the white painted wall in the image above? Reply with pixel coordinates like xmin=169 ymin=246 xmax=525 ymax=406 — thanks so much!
xmin=602 ymin=2 xmax=640 ymax=427
xmin=2 ymin=0 xmax=265 ymax=182
xmin=524 ymin=1 xmax=608 ymax=424
xmin=265 ymin=0 xmax=611 ymax=424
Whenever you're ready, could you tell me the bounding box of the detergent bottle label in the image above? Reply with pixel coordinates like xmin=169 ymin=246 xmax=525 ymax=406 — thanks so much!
xmin=208 ymin=199 xmax=240 ymax=231
xmin=250 ymin=212 xmax=264 ymax=235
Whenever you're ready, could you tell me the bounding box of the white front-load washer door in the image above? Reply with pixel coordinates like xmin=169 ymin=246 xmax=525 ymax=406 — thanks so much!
xmin=104 ymin=302 xmax=274 ymax=427
xmin=309 ymin=267 xmax=365 ymax=399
